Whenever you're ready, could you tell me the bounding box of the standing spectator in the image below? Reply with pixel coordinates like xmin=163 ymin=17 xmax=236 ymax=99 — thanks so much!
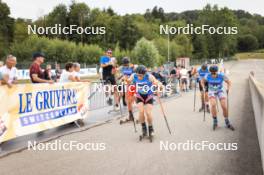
xmin=0 ymin=55 xmax=18 ymax=88
xmin=59 ymin=63 xmax=77 ymax=82
xmin=43 ymin=64 xmax=52 ymax=80
xmin=100 ymin=49 xmax=118 ymax=108
xmin=29 ymin=52 xmax=53 ymax=83
xmin=188 ymin=67 xmax=194 ymax=90
xmin=180 ymin=66 xmax=188 ymax=92
xmin=160 ymin=65 xmax=169 ymax=86
xmin=170 ymin=66 xmax=179 ymax=94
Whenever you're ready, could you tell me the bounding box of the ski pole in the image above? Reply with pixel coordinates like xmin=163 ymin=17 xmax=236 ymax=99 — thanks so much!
xmin=203 ymin=89 xmax=206 ymax=122
xmin=193 ymin=79 xmax=197 ymax=111
xmin=226 ymin=90 xmax=229 ymax=117
xmin=131 ymin=113 xmax=137 ymax=133
xmin=157 ymin=95 xmax=172 ymax=134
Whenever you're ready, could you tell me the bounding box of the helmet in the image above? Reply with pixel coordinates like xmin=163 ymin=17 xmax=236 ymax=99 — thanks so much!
xmin=209 ymin=65 xmax=218 ymax=73
xmin=122 ymin=57 xmax=130 ymax=65
xmin=201 ymin=63 xmax=207 ymax=70
xmin=135 ymin=65 xmax=147 ymax=75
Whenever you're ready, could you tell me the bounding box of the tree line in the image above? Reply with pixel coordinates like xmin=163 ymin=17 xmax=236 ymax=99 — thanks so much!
xmin=0 ymin=0 xmax=264 ymax=66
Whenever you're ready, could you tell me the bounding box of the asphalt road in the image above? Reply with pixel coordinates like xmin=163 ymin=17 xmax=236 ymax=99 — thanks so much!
xmin=0 ymin=60 xmax=263 ymax=175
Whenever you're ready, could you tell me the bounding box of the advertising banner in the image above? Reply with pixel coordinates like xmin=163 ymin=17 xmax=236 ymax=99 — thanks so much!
xmin=0 ymin=82 xmax=90 ymax=143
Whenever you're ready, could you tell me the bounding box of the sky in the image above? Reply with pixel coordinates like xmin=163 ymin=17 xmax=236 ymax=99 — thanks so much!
xmin=3 ymin=0 xmax=264 ymax=20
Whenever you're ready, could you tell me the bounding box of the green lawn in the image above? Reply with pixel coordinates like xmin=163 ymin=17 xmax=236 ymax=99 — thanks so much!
xmin=235 ymin=49 xmax=264 ymax=59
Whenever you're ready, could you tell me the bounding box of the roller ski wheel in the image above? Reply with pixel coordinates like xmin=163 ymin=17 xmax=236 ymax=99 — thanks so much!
xmin=148 ymin=126 xmax=154 ymax=142
xmin=149 ymin=134 xmax=153 ymax=142
xmin=213 ymin=123 xmax=218 ymax=131
xmin=227 ymin=124 xmax=235 ymax=131
xmin=139 ymin=132 xmax=147 ymax=141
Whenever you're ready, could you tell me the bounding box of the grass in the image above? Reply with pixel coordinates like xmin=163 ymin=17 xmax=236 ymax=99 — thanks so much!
xmin=235 ymin=49 xmax=264 ymax=60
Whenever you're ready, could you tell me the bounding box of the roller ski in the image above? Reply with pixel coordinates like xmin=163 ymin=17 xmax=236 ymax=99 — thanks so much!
xmin=225 ymin=118 xmax=235 ymax=131
xmin=226 ymin=124 xmax=235 ymax=131
xmin=120 ymin=111 xmax=134 ymax=124
xmin=139 ymin=124 xmax=154 ymax=142
xmin=198 ymin=105 xmax=204 ymax=112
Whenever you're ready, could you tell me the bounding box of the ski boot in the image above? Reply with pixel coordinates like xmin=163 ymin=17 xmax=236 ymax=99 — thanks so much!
xmin=107 ymin=97 xmax=113 ymax=106
xmin=148 ymin=125 xmax=154 ymax=142
xmin=213 ymin=117 xmax=218 ymax=131
xmin=225 ymin=119 xmax=235 ymax=131
xmin=139 ymin=123 xmax=147 ymax=141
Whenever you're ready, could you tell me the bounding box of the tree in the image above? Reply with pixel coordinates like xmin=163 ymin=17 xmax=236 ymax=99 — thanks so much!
xmin=133 ymin=38 xmax=159 ymax=67
xmin=119 ymin=15 xmax=141 ymax=50
xmin=46 ymin=4 xmax=68 ymax=39
xmin=237 ymin=34 xmax=258 ymax=51
xmin=68 ymin=2 xmax=90 ymax=44
xmin=0 ymin=0 xmax=14 ymax=58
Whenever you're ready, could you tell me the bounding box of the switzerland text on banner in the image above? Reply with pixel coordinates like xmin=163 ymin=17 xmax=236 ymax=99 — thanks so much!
xmin=0 ymin=82 xmax=90 ymax=143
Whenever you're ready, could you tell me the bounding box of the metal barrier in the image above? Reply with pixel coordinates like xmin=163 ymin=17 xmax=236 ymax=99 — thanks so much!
xmin=249 ymin=74 xmax=264 ymax=172
xmin=88 ymin=81 xmax=109 ymax=111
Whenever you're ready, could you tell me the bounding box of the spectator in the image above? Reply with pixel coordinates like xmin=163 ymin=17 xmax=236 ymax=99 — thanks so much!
xmin=100 ymin=49 xmax=118 ymax=107
xmin=0 ymin=61 xmax=3 ymax=67
xmin=73 ymin=63 xmax=81 ymax=81
xmin=73 ymin=62 xmax=90 ymax=82
xmin=29 ymin=52 xmax=53 ymax=83
xmin=55 ymin=64 xmax=62 ymax=81
xmin=170 ymin=66 xmax=179 ymax=94
xmin=43 ymin=64 xmax=52 ymax=80
xmin=59 ymin=62 xmax=76 ymax=82
xmin=188 ymin=67 xmax=194 ymax=90
xmin=0 ymin=55 xmax=18 ymax=88
xmin=180 ymin=66 xmax=188 ymax=92
xmin=159 ymin=65 xmax=169 ymax=86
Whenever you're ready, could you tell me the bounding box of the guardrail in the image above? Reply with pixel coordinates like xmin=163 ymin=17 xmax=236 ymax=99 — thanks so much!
xmin=249 ymin=73 xmax=264 ymax=172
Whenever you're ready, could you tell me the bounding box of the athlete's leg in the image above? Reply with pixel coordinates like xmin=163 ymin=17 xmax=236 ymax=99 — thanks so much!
xmin=209 ymin=97 xmax=217 ymax=117
xmin=209 ymin=96 xmax=218 ymax=129
xmin=145 ymin=103 xmax=154 ymax=135
xmin=137 ymin=102 xmax=145 ymax=123
xmin=145 ymin=104 xmax=153 ymax=125
xmin=137 ymin=102 xmax=147 ymax=135
xmin=218 ymin=92 xmax=233 ymax=130
xmin=219 ymin=98 xmax=228 ymax=118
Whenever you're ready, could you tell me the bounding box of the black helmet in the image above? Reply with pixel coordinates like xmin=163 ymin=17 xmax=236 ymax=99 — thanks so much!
xmin=122 ymin=57 xmax=130 ymax=65
xmin=209 ymin=65 xmax=218 ymax=73
xmin=135 ymin=65 xmax=147 ymax=75
xmin=201 ymin=63 xmax=207 ymax=70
